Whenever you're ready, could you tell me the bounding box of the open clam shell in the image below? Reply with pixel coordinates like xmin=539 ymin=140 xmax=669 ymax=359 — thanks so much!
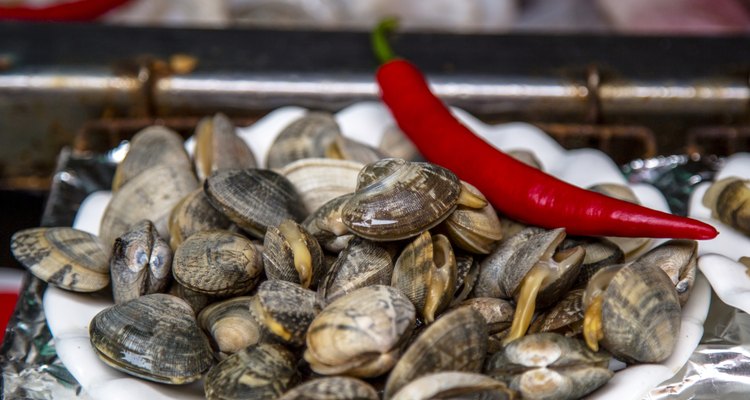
xmin=301 ymin=193 xmax=354 ymax=253
xmin=198 ymin=296 xmax=265 ymax=356
xmin=262 ymin=219 xmax=325 ymax=289
xmin=110 ymin=220 xmax=172 ymax=303
xmin=89 ymin=294 xmax=213 ymax=384
xmin=11 ymin=227 xmax=109 ymax=292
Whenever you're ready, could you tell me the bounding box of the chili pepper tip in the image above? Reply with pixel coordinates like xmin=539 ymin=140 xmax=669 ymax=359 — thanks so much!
xmin=372 ymin=17 xmax=400 ymax=65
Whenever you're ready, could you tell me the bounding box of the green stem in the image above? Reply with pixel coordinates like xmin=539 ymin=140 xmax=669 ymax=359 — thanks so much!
xmin=371 ymin=17 xmax=400 ymax=64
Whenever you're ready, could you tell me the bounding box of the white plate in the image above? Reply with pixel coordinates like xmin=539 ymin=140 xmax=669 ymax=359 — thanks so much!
xmin=687 ymin=154 xmax=750 ymax=315
xmin=44 ymin=102 xmax=711 ymax=400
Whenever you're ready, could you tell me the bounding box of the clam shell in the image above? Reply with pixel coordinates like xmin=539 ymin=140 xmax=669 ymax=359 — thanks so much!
xmin=560 ymin=237 xmax=624 ymax=289
xmin=383 ymin=307 xmax=488 ymax=398
xmin=378 ymin=125 xmax=422 ymax=162
xmin=474 ymin=227 xmax=543 ymax=299
xmin=329 ymin=136 xmax=386 ymax=165
xmin=342 ymin=159 xmax=461 ymax=241
xmin=204 ymin=343 xmax=298 ymax=400
xmin=11 ymin=227 xmax=109 ymax=292
xmin=112 ymin=126 xmax=191 ymax=192
xmin=456 ymin=297 xmax=514 ymax=334
xmin=205 ymin=169 xmax=307 ymax=238
xmin=262 ymin=220 xmax=325 ymax=289
xmin=198 ymin=296 xmax=265 ymax=355
xmin=450 ymin=253 xmax=480 ymax=306
xmin=304 ymin=285 xmax=415 ymax=378
xmin=168 ymin=281 xmax=215 ymax=314
xmin=266 ymin=112 xmax=341 ymax=169
xmin=302 ymin=193 xmax=354 ymax=253
xmin=89 ymin=294 xmax=213 ymax=384
xmin=110 ymin=220 xmax=172 ymax=303
xmin=703 ymin=177 xmax=750 ymax=234
xmin=278 ymin=377 xmax=379 ymax=400
xmin=194 ymin=113 xmax=257 ymax=182
xmin=100 ymin=164 xmax=198 ymax=249
xmin=528 ymin=289 xmax=584 ymax=336
xmin=172 ymin=230 xmax=263 ymax=296
xmin=168 ymin=188 xmax=234 ymax=250
xmin=635 ymin=239 xmax=697 ymax=306
xmin=279 ymin=158 xmax=363 ymax=214
xmin=318 ymin=236 xmax=394 ymax=303
xmin=390 ymin=372 xmax=513 ymax=400
xmin=440 ymin=182 xmax=502 ymax=254
xmin=251 ymin=280 xmax=321 ymax=347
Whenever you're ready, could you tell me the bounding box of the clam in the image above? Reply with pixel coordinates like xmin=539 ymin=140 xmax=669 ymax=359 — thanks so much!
xmin=279 ymin=158 xmax=363 ymax=214
xmin=378 ymin=125 xmax=423 ymax=162
xmin=456 ymin=297 xmax=515 ymax=335
xmin=204 ymin=168 xmax=307 ymax=239
xmin=588 ymin=183 xmax=652 ymax=258
xmin=438 ymin=181 xmax=503 ymax=254
xmin=168 ymin=188 xmax=235 ymax=250
xmin=89 ymin=294 xmax=213 ymax=384
xmin=204 ymin=343 xmax=298 ymax=400
xmin=11 ymin=227 xmax=109 ymax=292
xmin=110 ymin=220 xmax=172 ymax=303
xmin=528 ymin=289 xmax=584 ymax=337
xmin=111 ymin=126 xmax=191 ymax=192
xmin=450 ymin=253 xmax=480 ymax=306
xmin=343 ymin=158 xmax=477 ymax=241
xmin=383 ymin=307 xmax=488 ymax=398
xmin=304 ymin=285 xmax=416 ymax=378
xmin=277 ymin=377 xmax=379 ymax=400
xmin=582 ymin=261 xmax=681 ymax=363
xmin=194 ymin=113 xmax=257 ymax=182
xmin=198 ymin=296 xmax=265 ymax=355
xmin=391 ymin=231 xmax=457 ymax=323
xmin=703 ymin=177 xmax=750 ymax=235
xmin=100 ymin=164 xmax=199 ymax=249
xmin=169 ymin=281 xmax=215 ymax=314
xmin=266 ymin=112 xmax=341 ymax=169
xmin=390 ymin=372 xmax=514 ymax=400
xmin=485 ymin=333 xmax=612 ymax=400
xmin=634 ymin=239 xmax=697 ymax=306
xmin=262 ymin=219 xmax=325 ymax=289
xmin=302 ymin=193 xmax=354 ymax=253
xmin=559 ymin=237 xmax=624 ymax=288
xmin=318 ymin=236 xmax=394 ymax=303
xmin=172 ymin=230 xmax=263 ymax=297
xmin=328 ymin=135 xmax=386 ymax=165
xmin=250 ymin=280 xmax=322 ymax=347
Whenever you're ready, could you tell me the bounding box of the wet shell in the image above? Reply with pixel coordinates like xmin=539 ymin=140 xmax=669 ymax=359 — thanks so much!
xmin=392 ymin=231 xmax=457 ymax=323
xmin=304 ymin=285 xmax=416 ymax=378
xmin=560 ymin=237 xmax=624 ymax=288
xmin=456 ymin=297 xmax=515 ymax=334
xmin=318 ymin=236 xmax=394 ymax=303
xmin=204 ymin=343 xmax=298 ymax=400
xmin=110 ymin=220 xmax=172 ymax=303
xmin=112 ymin=126 xmax=191 ymax=192
xmin=266 ymin=112 xmax=342 ymax=169
xmin=302 ymin=193 xmax=354 ymax=253
xmin=450 ymin=253 xmax=480 ymax=306
xmin=383 ymin=307 xmax=488 ymax=399
xmin=263 ymin=219 xmax=325 ymax=289
xmin=703 ymin=177 xmax=750 ymax=235
xmin=172 ymin=230 xmax=263 ymax=296
xmin=342 ymin=158 xmax=461 ymax=241
xmin=198 ymin=296 xmax=265 ymax=355
xmin=205 ymin=169 xmax=307 ymax=238
xmin=390 ymin=372 xmax=514 ymax=400
xmin=11 ymin=227 xmax=109 ymax=292
xmin=168 ymin=188 xmax=234 ymax=250
xmin=100 ymin=164 xmax=199 ymax=249
xmin=169 ymin=281 xmax=215 ymax=314
xmin=279 ymin=158 xmax=363 ymax=214
xmin=485 ymin=333 xmax=612 ymax=400
xmin=528 ymin=289 xmax=584 ymax=336
xmin=277 ymin=377 xmax=379 ymax=400
xmin=250 ymin=280 xmax=321 ymax=347
xmin=89 ymin=294 xmax=213 ymax=384
xmin=635 ymin=239 xmax=697 ymax=306
xmin=440 ymin=182 xmax=503 ymax=254
xmin=194 ymin=113 xmax=257 ymax=182
xmin=474 ymin=227 xmax=542 ymax=299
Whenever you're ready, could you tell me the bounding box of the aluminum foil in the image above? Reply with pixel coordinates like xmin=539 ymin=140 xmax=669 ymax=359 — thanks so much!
xmin=2 ymin=148 xmax=750 ymax=399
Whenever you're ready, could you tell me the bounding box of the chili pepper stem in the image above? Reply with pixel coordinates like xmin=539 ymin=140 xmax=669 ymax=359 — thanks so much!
xmin=372 ymin=17 xmax=400 ymax=64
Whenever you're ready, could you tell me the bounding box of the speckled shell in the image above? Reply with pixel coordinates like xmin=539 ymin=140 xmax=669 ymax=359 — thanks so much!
xmin=318 ymin=236 xmax=394 ymax=304
xmin=11 ymin=227 xmax=109 ymax=292
xmin=392 ymin=231 xmax=457 ymax=323
xmin=251 ymin=280 xmax=321 ymax=347
xmin=342 ymin=159 xmax=461 ymax=241
xmin=439 ymin=182 xmax=502 ymax=254
xmin=266 ymin=112 xmax=342 ymax=169
xmin=194 ymin=113 xmax=257 ymax=182
xmin=168 ymin=281 xmax=215 ymax=314
xmin=450 ymin=253 xmax=480 ymax=306
xmin=474 ymin=227 xmax=543 ymax=299
xmin=528 ymin=289 xmax=584 ymax=336
xmin=390 ymin=372 xmax=514 ymax=400
xmin=304 ymin=285 xmax=415 ymax=378
xmin=302 ymin=193 xmax=354 ymax=253
xmin=277 ymin=377 xmax=379 ymax=400
xmin=383 ymin=307 xmax=488 ymax=399
xmin=204 ymin=343 xmax=299 ymax=400
xmin=633 ymin=239 xmax=697 ymax=306
xmin=204 ymin=169 xmax=307 ymax=239
xmin=172 ymin=230 xmax=263 ymax=296
xmin=262 ymin=220 xmax=325 ymax=289
xmin=110 ymin=220 xmax=172 ymax=303
xmin=100 ymin=164 xmax=199 ymax=249
xmin=89 ymin=294 xmax=213 ymax=384
xmin=112 ymin=126 xmax=192 ymax=192
xmin=279 ymin=158 xmax=363 ymax=214
xmin=485 ymin=333 xmax=612 ymax=400
xmin=560 ymin=237 xmax=624 ymax=289
xmin=198 ymin=296 xmax=265 ymax=355
xmin=599 ymin=260 xmax=681 ymax=363
xmin=456 ymin=297 xmax=515 ymax=334
xmin=168 ymin=188 xmax=234 ymax=250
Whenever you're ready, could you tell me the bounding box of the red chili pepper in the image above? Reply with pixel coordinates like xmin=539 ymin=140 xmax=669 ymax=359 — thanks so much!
xmin=372 ymin=20 xmax=717 ymax=240
xmin=0 ymin=0 xmax=131 ymax=21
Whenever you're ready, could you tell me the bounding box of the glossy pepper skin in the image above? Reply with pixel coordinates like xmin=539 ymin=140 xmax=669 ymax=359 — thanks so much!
xmin=374 ymin=36 xmax=717 ymax=240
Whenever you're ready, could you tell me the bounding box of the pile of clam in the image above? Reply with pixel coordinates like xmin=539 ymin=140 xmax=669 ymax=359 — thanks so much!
xmin=11 ymin=112 xmax=698 ymax=400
